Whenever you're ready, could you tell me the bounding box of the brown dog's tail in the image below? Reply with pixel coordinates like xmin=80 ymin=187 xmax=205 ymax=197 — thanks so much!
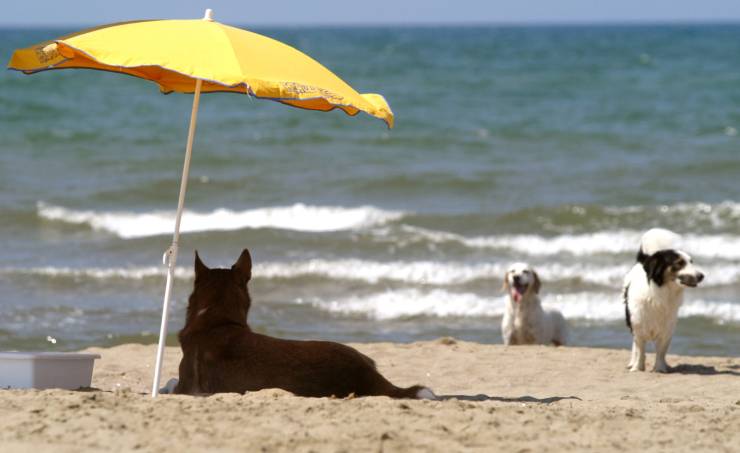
xmin=387 ymin=384 xmax=437 ymax=400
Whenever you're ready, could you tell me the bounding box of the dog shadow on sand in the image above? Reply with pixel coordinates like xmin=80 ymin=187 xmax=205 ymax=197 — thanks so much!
xmin=669 ymin=363 xmax=740 ymax=376
xmin=438 ymin=394 xmax=581 ymax=404
xmin=68 ymin=387 xmax=582 ymax=403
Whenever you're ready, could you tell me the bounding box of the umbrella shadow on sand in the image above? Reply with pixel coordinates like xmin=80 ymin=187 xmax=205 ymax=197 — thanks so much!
xmin=438 ymin=394 xmax=582 ymax=403
xmin=669 ymin=363 xmax=740 ymax=376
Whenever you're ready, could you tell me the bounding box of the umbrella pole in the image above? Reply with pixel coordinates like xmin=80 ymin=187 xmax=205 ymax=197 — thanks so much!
xmin=151 ymin=78 xmax=203 ymax=398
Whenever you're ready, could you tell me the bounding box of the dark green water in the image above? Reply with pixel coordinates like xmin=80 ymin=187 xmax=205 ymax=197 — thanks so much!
xmin=1 ymin=25 xmax=738 ymax=356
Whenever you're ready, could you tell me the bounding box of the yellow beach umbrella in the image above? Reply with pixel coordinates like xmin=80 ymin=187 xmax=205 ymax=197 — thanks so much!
xmin=8 ymin=9 xmax=394 ymax=397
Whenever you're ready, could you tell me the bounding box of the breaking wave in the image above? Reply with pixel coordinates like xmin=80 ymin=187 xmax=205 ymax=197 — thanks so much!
xmin=4 ymin=260 xmax=740 ymax=287
xmin=394 ymin=226 xmax=740 ymax=260
xmin=36 ymin=202 xmax=405 ymax=238
xmin=298 ymin=289 xmax=740 ymax=323
xmin=35 ymin=202 xmax=740 ymax=260
xmin=604 ymin=201 xmax=740 ymax=228
xmin=0 ymin=266 xmax=192 ymax=280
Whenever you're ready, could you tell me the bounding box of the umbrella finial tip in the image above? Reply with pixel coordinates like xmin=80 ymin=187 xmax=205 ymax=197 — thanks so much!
xmin=203 ymin=9 xmax=214 ymax=21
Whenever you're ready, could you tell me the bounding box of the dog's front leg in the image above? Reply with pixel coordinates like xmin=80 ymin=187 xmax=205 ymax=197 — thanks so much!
xmin=503 ymin=331 xmax=516 ymax=345
xmin=629 ymin=337 xmax=646 ymax=372
xmin=501 ymin=316 xmax=514 ymax=345
xmin=627 ymin=337 xmax=639 ymax=369
xmin=653 ymin=336 xmax=672 ymax=373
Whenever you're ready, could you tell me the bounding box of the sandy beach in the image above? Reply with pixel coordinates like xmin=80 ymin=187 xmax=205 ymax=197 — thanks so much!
xmin=0 ymin=339 xmax=738 ymax=452
xmin=3 ymin=11 xmax=740 ymax=453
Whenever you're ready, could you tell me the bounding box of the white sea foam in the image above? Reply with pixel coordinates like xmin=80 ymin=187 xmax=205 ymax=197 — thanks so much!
xmin=398 ymin=226 xmax=740 ymax=260
xmin=35 ymin=202 xmax=740 ymax=258
xmin=296 ymin=289 xmax=499 ymax=320
xmin=0 ymin=262 xmax=640 ymax=287
xmin=298 ymin=289 xmax=740 ymax=323
xmin=604 ymin=201 xmax=740 ymax=228
xmin=259 ymin=259 xmax=507 ymax=285
xmin=5 ymin=260 xmax=740 ymax=287
xmin=36 ymin=202 xmax=405 ymax=238
xmin=2 ymin=266 xmax=193 ymax=280
xmin=4 ymin=265 xmax=736 ymax=322
xmin=259 ymin=259 xmax=641 ymax=286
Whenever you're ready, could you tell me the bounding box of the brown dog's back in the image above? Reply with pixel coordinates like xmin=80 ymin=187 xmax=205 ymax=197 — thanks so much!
xmin=174 ymin=249 xmax=432 ymax=399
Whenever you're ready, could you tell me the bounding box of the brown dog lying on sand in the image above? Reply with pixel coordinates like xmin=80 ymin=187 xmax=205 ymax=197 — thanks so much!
xmin=171 ymin=248 xmax=435 ymax=399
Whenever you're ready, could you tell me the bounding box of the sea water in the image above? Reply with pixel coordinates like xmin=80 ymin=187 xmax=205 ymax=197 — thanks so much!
xmin=1 ymin=25 xmax=738 ymax=356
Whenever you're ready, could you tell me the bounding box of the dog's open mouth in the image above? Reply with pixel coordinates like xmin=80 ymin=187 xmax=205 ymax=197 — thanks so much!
xmin=677 ymin=276 xmax=699 ymax=288
xmin=511 ymin=282 xmax=528 ymax=303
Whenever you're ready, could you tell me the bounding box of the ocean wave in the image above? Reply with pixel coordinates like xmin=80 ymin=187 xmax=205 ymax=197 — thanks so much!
xmin=36 ymin=202 xmax=405 ymax=238
xmin=0 ymin=266 xmax=193 ymax=280
xmin=497 ymin=201 xmax=740 ymax=231
xmin=296 ymin=289 xmax=496 ymax=320
xmin=2 ymin=267 xmax=737 ymax=323
xmin=604 ymin=201 xmax=740 ymax=228
xmin=34 ymin=202 xmax=740 ymax=259
xmin=260 ymin=259 xmax=506 ymax=285
xmin=260 ymin=259 xmax=634 ymax=286
xmin=395 ymin=226 xmax=740 ymax=259
xmin=5 ymin=260 xmax=740 ymax=287
xmin=297 ymin=289 xmax=740 ymax=323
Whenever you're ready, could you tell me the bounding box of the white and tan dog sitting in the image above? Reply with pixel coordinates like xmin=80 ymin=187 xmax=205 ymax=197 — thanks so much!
xmin=502 ymin=263 xmax=568 ymax=346
xmin=623 ymin=228 xmax=705 ymax=372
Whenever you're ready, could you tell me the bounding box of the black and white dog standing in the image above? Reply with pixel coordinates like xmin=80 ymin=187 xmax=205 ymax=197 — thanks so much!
xmin=623 ymin=228 xmax=704 ymax=372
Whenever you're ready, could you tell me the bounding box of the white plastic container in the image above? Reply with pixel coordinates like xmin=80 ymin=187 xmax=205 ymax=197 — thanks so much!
xmin=0 ymin=352 xmax=101 ymax=390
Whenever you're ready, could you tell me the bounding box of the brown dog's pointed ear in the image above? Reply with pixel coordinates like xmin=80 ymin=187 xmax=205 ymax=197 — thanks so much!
xmin=232 ymin=248 xmax=252 ymax=281
xmin=532 ymin=271 xmax=541 ymax=294
xmin=194 ymin=251 xmax=208 ymax=279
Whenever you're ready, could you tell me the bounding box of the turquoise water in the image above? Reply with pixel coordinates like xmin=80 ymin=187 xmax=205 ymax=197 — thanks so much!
xmin=1 ymin=25 xmax=739 ymax=356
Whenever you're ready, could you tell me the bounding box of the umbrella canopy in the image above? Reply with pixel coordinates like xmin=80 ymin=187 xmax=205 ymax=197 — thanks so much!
xmin=9 ymin=11 xmax=393 ymax=127
xmin=7 ymin=9 xmax=393 ymax=397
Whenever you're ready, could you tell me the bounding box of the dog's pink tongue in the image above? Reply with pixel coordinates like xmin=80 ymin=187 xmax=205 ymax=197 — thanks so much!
xmin=512 ymin=289 xmax=522 ymax=303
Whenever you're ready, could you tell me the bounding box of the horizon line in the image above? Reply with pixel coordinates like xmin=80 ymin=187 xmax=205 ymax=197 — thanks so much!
xmin=1 ymin=18 xmax=740 ymax=29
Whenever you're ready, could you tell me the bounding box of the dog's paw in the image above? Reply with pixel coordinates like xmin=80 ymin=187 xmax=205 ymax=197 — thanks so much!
xmin=159 ymin=378 xmax=179 ymax=394
xmin=416 ymin=387 xmax=438 ymax=400
xmin=652 ymin=364 xmax=670 ymax=373
xmin=629 ymin=365 xmax=644 ymax=372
